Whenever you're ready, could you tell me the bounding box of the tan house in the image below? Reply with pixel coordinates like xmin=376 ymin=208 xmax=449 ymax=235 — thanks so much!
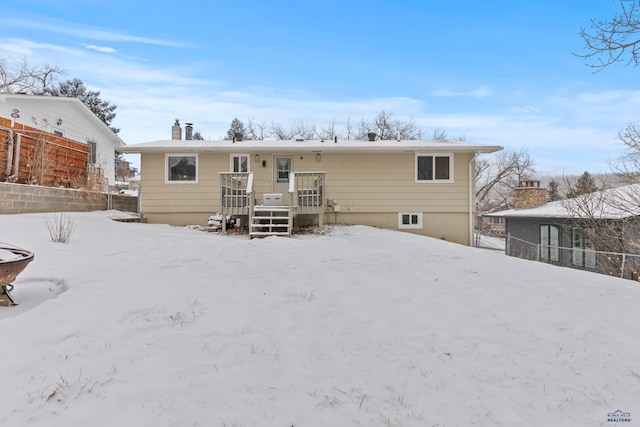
xmin=120 ymin=131 xmax=501 ymax=245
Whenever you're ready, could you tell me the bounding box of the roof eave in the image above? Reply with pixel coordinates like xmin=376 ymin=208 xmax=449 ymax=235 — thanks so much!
xmin=119 ymin=141 xmax=503 ymax=154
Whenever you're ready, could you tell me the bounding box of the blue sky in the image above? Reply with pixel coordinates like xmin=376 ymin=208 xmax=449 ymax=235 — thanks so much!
xmin=0 ymin=0 xmax=637 ymax=175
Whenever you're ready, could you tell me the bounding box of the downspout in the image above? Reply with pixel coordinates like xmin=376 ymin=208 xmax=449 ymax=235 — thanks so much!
xmin=13 ymin=133 xmax=22 ymax=178
xmin=468 ymin=152 xmax=479 ymax=247
xmin=5 ymin=129 xmax=14 ymax=178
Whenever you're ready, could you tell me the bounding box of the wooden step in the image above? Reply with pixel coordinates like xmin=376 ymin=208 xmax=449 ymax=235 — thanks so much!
xmin=250 ymin=231 xmax=291 ymax=237
xmin=252 ymin=216 xmax=290 ymax=221
xmin=254 ymin=205 xmax=290 ymax=212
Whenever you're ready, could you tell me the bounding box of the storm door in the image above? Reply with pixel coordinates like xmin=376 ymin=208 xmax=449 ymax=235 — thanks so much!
xmin=273 ymin=155 xmax=293 ymax=205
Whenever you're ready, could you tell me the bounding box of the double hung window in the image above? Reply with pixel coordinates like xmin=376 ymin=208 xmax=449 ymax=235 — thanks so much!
xmin=231 ymin=154 xmax=249 ymax=173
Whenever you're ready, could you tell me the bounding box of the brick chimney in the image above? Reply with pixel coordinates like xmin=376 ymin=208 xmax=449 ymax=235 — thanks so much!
xmin=514 ymin=180 xmax=547 ymax=209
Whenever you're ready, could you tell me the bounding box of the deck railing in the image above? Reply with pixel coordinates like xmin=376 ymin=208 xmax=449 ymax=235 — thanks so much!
xmin=292 ymin=171 xmax=325 ymax=215
xmin=220 ymin=172 xmax=251 ymax=217
xmin=219 ymin=171 xmax=325 ymax=233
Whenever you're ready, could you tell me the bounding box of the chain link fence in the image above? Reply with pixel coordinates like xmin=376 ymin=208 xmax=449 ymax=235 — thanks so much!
xmin=506 ymin=234 xmax=640 ymax=281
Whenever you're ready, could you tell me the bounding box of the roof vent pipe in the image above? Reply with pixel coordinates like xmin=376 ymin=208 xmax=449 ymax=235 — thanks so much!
xmin=185 ymin=123 xmax=193 ymax=140
xmin=234 ymin=131 xmax=243 ymax=141
xmin=171 ymin=119 xmax=182 ymax=140
xmin=334 ymin=136 xmax=338 ymax=143
xmin=367 ymin=132 xmax=376 ymax=141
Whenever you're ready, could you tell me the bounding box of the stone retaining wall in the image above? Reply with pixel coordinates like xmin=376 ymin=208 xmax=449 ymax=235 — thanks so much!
xmin=0 ymin=182 xmax=138 ymax=214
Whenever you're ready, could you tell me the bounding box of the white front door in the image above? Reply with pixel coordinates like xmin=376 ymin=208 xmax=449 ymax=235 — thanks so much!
xmin=273 ymin=155 xmax=293 ymax=205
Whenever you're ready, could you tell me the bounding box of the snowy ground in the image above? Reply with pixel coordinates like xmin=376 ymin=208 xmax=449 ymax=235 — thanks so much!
xmin=0 ymin=211 xmax=638 ymax=427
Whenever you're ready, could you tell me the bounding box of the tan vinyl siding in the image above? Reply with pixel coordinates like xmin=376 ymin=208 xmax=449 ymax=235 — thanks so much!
xmin=138 ymin=150 xmax=476 ymax=244
xmin=324 ymin=212 xmax=470 ymax=244
xmin=320 ymin=152 xmax=471 ymax=213
xmin=140 ymin=153 xmax=224 ymax=214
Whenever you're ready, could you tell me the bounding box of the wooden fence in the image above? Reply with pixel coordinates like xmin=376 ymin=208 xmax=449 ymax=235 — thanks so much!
xmin=0 ymin=117 xmax=94 ymax=188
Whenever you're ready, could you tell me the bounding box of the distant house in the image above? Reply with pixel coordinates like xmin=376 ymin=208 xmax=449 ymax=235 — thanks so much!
xmin=485 ymin=180 xmax=640 ymax=280
xmin=119 ymin=121 xmax=502 ymax=245
xmin=0 ymin=94 xmax=125 ymax=187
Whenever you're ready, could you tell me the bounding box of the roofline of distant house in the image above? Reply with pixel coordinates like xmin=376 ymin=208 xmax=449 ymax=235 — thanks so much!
xmin=0 ymin=93 xmax=125 ymax=147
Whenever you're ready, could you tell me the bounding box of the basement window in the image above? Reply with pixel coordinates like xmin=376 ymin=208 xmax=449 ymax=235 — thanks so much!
xmin=415 ymin=153 xmax=453 ymax=183
xmin=398 ymin=212 xmax=423 ymax=229
xmin=166 ymin=154 xmax=198 ymax=183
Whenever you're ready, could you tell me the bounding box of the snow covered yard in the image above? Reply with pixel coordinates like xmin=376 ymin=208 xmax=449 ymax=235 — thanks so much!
xmin=0 ymin=211 xmax=638 ymax=427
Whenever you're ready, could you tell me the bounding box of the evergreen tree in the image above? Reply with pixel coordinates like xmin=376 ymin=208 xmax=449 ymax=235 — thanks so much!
xmin=224 ymin=118 xmax=248 ymax=140
xmin=547 ymin=179 xmax=561 ymax=201
xmin=45 ymin=78 xmax=119 ymax=133
xmin=566 ymin=171 xmax=598 ymax=198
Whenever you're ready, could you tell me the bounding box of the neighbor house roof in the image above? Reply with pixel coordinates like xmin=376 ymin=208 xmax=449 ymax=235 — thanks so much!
xmin=118 ymin=139 xmax=502 ymax=154
xmin=486 ymin=184 xmax=640 ymax=220
xmin=0 ymin=94 xmax=125 ymax=147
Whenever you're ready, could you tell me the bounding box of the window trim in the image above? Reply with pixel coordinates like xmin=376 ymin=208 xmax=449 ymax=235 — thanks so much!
xmin=230 ymin=153 xmax=250 ymax=173
xmin=165 ymin=153 xmax=199 ymax=184
xmin=398 ymin=212 xmax=423 ymax=229
xmin=415 ymin=153 xmax=454 ymax=183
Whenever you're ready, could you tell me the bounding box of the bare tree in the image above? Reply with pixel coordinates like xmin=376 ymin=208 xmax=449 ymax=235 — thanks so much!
xmin=561 ymin=185 xmax=639 ymax=278
xmin=356 ymin=111 xmax=422 ymax=140
xmin=271 ymin=122 xmax=294 ymax=140
xmin=356 ymin=116 xmax=370 ymax=140
xmin=609 ymin=121 xmax=640 ymax=184
xmin=432 ymin=129 xmax=448 ymax=140
xmin=291 ymin=121 xmax=317 ymax=140
xmin=246 ymin=117 xmax=267 ymax=141
xmin=0 ymin=57 xmax=63 ymax=94
xmin=344 ymin=118 xmax=354 ymax=140
xmin=476 ymin=149 xmax=536 ymax=212
xmin=318 ymin=120 xmax=337 ymax=140
xmin=577 ymin=0 xmax=640 ymax=71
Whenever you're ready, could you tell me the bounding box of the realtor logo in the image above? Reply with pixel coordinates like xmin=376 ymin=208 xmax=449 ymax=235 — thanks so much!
xmin=607 ymin=409 xmax=631 ymax=423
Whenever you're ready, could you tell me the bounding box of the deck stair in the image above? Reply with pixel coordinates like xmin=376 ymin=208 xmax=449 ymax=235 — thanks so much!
xmin=249 ymin=205 xmax=292 ymax=238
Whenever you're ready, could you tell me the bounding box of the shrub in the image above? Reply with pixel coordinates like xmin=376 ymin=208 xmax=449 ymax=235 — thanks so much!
xmin=44 ymin=213 xmax=75 ymax=243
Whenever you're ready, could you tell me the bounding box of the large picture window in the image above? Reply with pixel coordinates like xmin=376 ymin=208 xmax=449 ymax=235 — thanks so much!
xmin=540 ymin=224 xmax=560 ymax=262
xmin=416 ymin=154 xmax=453 ymax=182
xmin=166 ymin=154 xmax=198 ymax=183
